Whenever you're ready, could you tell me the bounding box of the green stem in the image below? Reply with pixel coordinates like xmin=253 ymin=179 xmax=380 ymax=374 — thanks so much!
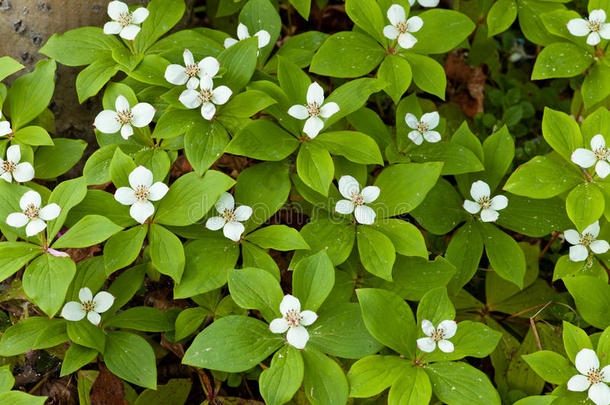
xmin=133 ymin=126 xmax=155 ymax=148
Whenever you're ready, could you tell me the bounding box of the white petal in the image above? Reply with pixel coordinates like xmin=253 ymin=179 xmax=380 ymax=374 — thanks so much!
xmin=6 ymin=145 xmax=20 ymax=163
xmin=269 ymin=318 xmax=289 ymax=334
xmin=201 ymin=102 xmax=216 ymax=120
xmin=254 ymin=30 xmax=271 ymax=48
xmin=397 ymin=32 xmax=418 ymax=49
xmin=354 ymin=205 xmax=376 ymax=225
xmin=186 ymin=77 xmax=200 ymax=90
xmin=288 ymin=105 xmax=309 ymax=120
xmin=286 ymin=325 xmax=309 ymax=349
xmin=417 ymin=337 xmax=436 ymax=352
xmin=280 ymin=295 xmax=301 ymax=316
xmin=300 ymin=311 xmax=318 ymax=326
xmin=421 ymin=319 xmax=435 ymax=336
xmin=596 ymin=161 xmax=610 ymax=178
xmin=303 ymin=116 xmax=324 ymax=139
xmin=130 ymin=201 xmax=155 ymax=224
xmin=129 ymin=166 xmax=153 ymax=189
xmin=590 ymin=9 xmax=607 ymax=23
xmin=13 ymin=163 xmax=34 ymax=183
xmin=319 ymin=102 xmax=339 ymax=118
xmin=570 ymin=244 xmax=589 ymax=262
xmin=211 ymin=86 xmax=232 ymax=105
xmin=335 ymin=199 xmax=355 ymax=215
xmin=198 ymin=56 xmax=220 ymax=78
xmin=592 ymin=134 xmax=606 ymax=150
xmin=470 ymin=180 xmax=490 ymax=200
xmin=223 ymin=221 xmax=245 ymax=242
xmin=437 ymin=320 xmax=457 ymax=338
xmin=423 ymin=131 xmax=441 ymax=143
xmin=584 ymin=221 xmax=601 ymax=238
xmin=383 ymin=25 xmax=399 ymax=40
xmin=237 ymin=23 xmax=250 ymax=40
xmin=407 ymin=16 xmax=424 ymax=33
xmin=131 ymin=7 xmax=149 ymax=24
xmin=215 ymin=192 xmax=235 ymax=213
xmin=79 ymin=287 xmax=93 ymax=303
xmin=589 ymin=382 xmax=610 ymax=405
xmin=590 ymin=239 xmax=610 ymax=254
xmin=107 ymin=0 xmax=128 ymax=20
xmin=480 ymin=208 xmax=499 ymax=222
xmin=94 ymin=110 xmax=121 ymax=134
xmin=6 ymin=212 xmax=28 ymax=228
xmin=224 ymin=38 xmax=238 ymax=48
xmin=575 ymin=348 xmax=600 ymax=375
xmin=39 ymin=204 xmax=61 ymax=221
xmin=338 ymin=175 xmax=360 ymax=199
xmin=602 ymin=365 xmax=610 ymax=382
xmin=418 ymin=0 xmax=440 ymax=7
xmin=120 ymin=25 xmax=141 ymax=41
xmin=600 ymin=23 xmax=610 ymax=39
xmin=206 ymin=216 xmax=226 ymax=231
xmin=115 ymin=95 xmax=130 ymax=112
xmin=234 ymin=205 xmax=252 ymax=221
xmin=490 ymin=195 xmax=508 ymax=211
xmin=103 ymin=21 xmax=122 ymax=35
xmin=463 ymin=200 xmax=481 ymax=214
xmin=93 ymin=291 xmax=115 ymax=313
xmin=114 ymin=187 xmax=137 ymax=205
xmin=131 ymin=103 xmax=155 ymax=127
xmin=408 ymin=131 xmax=423 ymax=145
xmin=0 ymin=172 xmax=11 ymax=183
xmin=148 ymin=182 xmax=168 ymax=201
xmin=179 ymin=89 xmax=202 ymax=109
xmin=361 ymin=186 xmax=380 ymax=203
xmin=0 ymin=122 xmax=11 ymax=137
xmin=387 ymin=4 xmax=406 ymax=26
xmin=121 ymin=124 xmax=133 ymax=140
xmin=567 ymin=374 xmax=591 ymax=391
xmin=567 ymin=18 xmax=591 ymax=36
xmin=571 ymin=148 xmax=597 ymax=168
xmin=20 ymin=190 xmax=41 ymax=210
xmin=61 ymin=302 xmax=86 ymax=321
xmin=588 ymin=32 xmax=602 ymax=46
xmin=87 ymin=311 xmax=102 ymax=326
xmin=307 ymin=82 xmax=325 ymax=106
xmin=437 ymin=339 xmax=455 ymax=353
xmin=183 ymin=48 xmax=195 ymax=66
xmin=26 ymin=218 xmax=46 ymax=237
xmin=421 ymin=112 xmax=439 ymax=129
xmin=564 ymin=229 xmax=581 ymax=245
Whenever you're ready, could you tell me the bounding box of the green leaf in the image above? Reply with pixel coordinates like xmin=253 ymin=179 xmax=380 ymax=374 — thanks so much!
xmin=497 ymin=194 xmax=571 ymax=237
xmin=183 ymin=316 xmax=283 ymax=372
xmin=0 ymin=391 xmax=47 ymax=405
xmin=387 ymin=366 xmax=431 ymax=405
xmin=174 ymin=307 xmax=208 ymax=341
xmin=446 ymin=221 xmax=484 ymax=292
xmin=410 ymin=178 xmax=467 ymax=235
xmin=373 ymin=219 xmax=428 ymax=258
xmin=582 ymin=63 xmax=610 ymax=108
xmin=105 ymin=307 xmax=173 ymax=332
xmin=532 ymin=43 xmax=593 ymax=80
xmin=127 ymin=55 xmax=170 ymax=87
xmin=228 ymin=268 xmax=283 ymax=322
xmin=323 ymin=78 xmax=386 ymax=127
xmin=0 ymin=366 xmax=14 ymax=393
xmin=184 ymin=121 xmax=229 ymax=175
xmin=103 ymin=225 xmax=147 ymax=275
xmin=564 ymin=276 xmax=610 ymax=329
xmin=0 ymin=56 xmax=23 ymax=81
xmin=149 ymin=223 xmax=185 ymax=282
xmin=402 ymin=53 xmax=446 ymax=99
xmin=348 ymin=355 xmax=407 ymax=398
xmin=566 ymin=183 xmax=605 ymax=232
xmin=246 ymin=225 xmax=310 ymax=251
xmin=34 ymin=138 xmax=87 ymax=179
xmin=345 ymin=0 xmax=385 ymax=42
xmin=522 ymin=351 xmax=573 ymax=384
xmin=220 ymin=90 xmax=277 ymax=118
xmin=302 ymin=347 xmax=349 ymax=405
xmin=22 ymin=254 xmax=76 ymax=317
xmin=518 ymin=0 xmax=564 ymax=46
xmin=357 ymin=226 xmax=396 ymax=281
xmin=292 ymin=251 xmax=334 ymax=312
xmin=390 ymin=256 xmax=456 ymax=301
xmin=52 ymin=215 xmax=122 ymax=249
xmin=416 ymin=287 xmax=455 ymax=326
xmin=541 ymin=108 xmax=583 ymax=161
xmin=60 ymin=344 xmax=98 ymax=377
xmin=134 ymin=0 xmax=185 ymax=53
xmin=40 ymin=27 xmax=120 ymax=66
xmin=480 ymin=222 xmax=526 ymax=288
xmin=406 ymin=142 xmax=484 ymax=175
xmin=315 ymin=131 xmax=383 ymax=165
xmin=225 ymin=120 xmax=299 ymax=161
xmin=109 ymin=148 xmax=137 ymax=187
xmin=153 ymin=109 xmax=202 ymax=139
xmin=290 ymin=218 xmax=356 ymax=267
xmin=104 ymin=331 xmax=157 ymax=389
xmin=562 ymin=321 xmax=592 ymax=363
xmin=66 ymin=320 xmax=106 ymax=353
xmin=12 ymin=126 xmax=54 ymax=146
xmin=239 ymin=0 xmax=282 ymax=61
xmin=414 ymin=10 xmax=476 ymax=54
xmin=297 ymin=142 xmax=334 ymax=196
xmin=216 ymin=37 xmax=258 ymax=91
xmin=0 ymin=317 xmax=52 ymax=356
xmin=481 ymin=125 xmax=514 ymax=191
xmin=487 ymin=0 xmax=518 ymax=36
xmin=425 ymin=362 xmax=501 ymax=405
xmin=259 ymin=345 xmax=304 ymax=405
xmin=425 ymin=321 xmax=502 ymax=362
xmin=134 ymin=379 xmax=192 ymax=405
xmin=0 ymin=242 xmax=42 ymax=282
xmin=75 ymin=58 xmax=120 ymax=103
xmin=378 ymin=55 xmax=412 ymax=104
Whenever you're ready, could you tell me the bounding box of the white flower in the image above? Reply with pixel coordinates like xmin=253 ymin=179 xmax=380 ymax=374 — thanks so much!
xmin=416 ymin=319 xmax=457 ymax=353
xmin=269 ymin=295 xmax=317 ymax=350
xmin=567 ymin=10 xmax=610 ymax=46
xmin=205 ymin=192 xmax=252 ymax=242
xmin=0 ymin=113 xmax=11 ymax=138
xmin=114 ymin=166 xmax=169 ymax=224
xmin=179 ymin=77 xmax=232 ymax=121
xmin=0 ymin=145 xmax=34 ymax=183
xmin=408 ymin=0 xmax=440 ymax=8
xmin=94 ymin=95 xmax=155 ymax=140
xmin=335 ymin=175 xmax=379 ymax=225
xmin=463 ymin=180 xmax=508 ymax=222
xmin=572 ymin=134 xmax=610 ymax=178
xmin=567 ymin=348 xmax=610 ymax=405
xmin=61 ymin=287 xmax=115 ymax=326
xmin=406 ymin=112 xmax=441 ymax=145
xmin=165 ymin=50 xmax=220 ymax=90
xmin=383 ymin=5 xmax=424 ymax=49
xmin=287 ymin=82 xmax=339 ymax=139
xmin=224 ymin=23 xmax=271 ymax=52
xmin=103 ymin=0 xmax=149 ymax=40
xmin=564 ymin=221 xmax=610 ymax=262
xmin=6 ymin=190 xmax=61 ymax=237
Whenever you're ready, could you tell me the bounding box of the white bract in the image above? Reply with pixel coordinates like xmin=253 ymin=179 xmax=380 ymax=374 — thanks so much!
xmin=564 ymin=221 xmax=610 ymax=262
xmin=383 ymin=5 xmax=424 ymax=50
xmin=408 ymin=0 xmax=440 ymax=8
xmin=567 ymin=348 xmax=610 ymax=405
xmin=94 ymin=95 xmax=155 ymax=140
xmin=572 ymin=134 xmax=610 ymax=178
xmin=165 ymin=50 xmax=220 ymax=90
xmin=224 ymin=23 xmax=271 ymax=52
xmin=103 ymin=0 xmax=149 ymax=40
xmin=0 ymin=145 xmax=34 ymax=183
xmin=61 ymin=287 xmax=115 ymax=326
xmin=417 ymin=319 xmax=457 ymax=353
xmin=6 ymin=190 xmax=61 ymax=237
xmin=0 ymin=113 xmax=11 ymax=138
xmin=463 ymin=180 xmax=508 ymax=222
xmin=269 ymin=295 xmax=317 ymax=350
xmin=179 ymin=77 xmax=232 ymax=121
xmin=114 ymin=166 xmax=169 ymax=224
xmin=287 ymin=82 xmax=339 ymax=139
xmin=206 ymin=192 xmax=252 ymax=242
xmin=567 ymin=9 xmax=610 ymax=46
xmin=335 ymin=175 xmax=380 ymax=225
xmin=406 ymin=112 xmax=441 ymax=145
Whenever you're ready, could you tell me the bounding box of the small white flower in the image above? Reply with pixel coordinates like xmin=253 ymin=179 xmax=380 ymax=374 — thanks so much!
xmin=165 ymin=50 xmax=220 ymax=90
xmin=205 ymin=192 xmax=252 ymax=242
xmin=564 ymin=221 xmax=610 ymax=262
xmin=287 ymin=82 xmax=339 ymax=139
xmin=463 ymin=180 xmax=508 ymax=222
xmin=0 ymin=113 xmax=12 ymax=138
xmin=6 ymin=190 xmax=61 ymax=237
xmin=335 ymin=175 xmax=379 ymax=225
xmin=94 ymin=95 xmax=155 ymax=140
xmin=567 ymin=348 xmax=610 ymax=405
xmin=572 ymin=134 xmax=610 ymax=178
xmin=224 ymin=23 xmax=271 ymax=52
xmin=269 ymin=295 xmax=317 ymax=350
xmin=406 ymin=112 xmax=441 ymax=145
xmin=61 ymin=287 xmax=115 ymax=326
xmin=0 ymin=145 xmax=34 ymax=183
xmin=103 ymin=0 xmax=149 ymax=40
xmin=408 ymin=0 xmax=440 ymax=8
xmin=114 ymin=166 xmax=169 ymax=224
xmin=179 ymin=77 xmax=232 ymax=121
xmin=416 ymin=319 xmax=457 ymax=353
xmin=567 ymin=9 xmax=610 ymax=46
xmin=383 ymin=5 xmax=423 ymax=49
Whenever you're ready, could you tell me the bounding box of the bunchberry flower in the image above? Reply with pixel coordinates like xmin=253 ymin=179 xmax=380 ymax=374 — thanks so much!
xmin=165 ymin=50 xmax=220 ymax=90
xmin=224 ymin=23 xmax=271 ymax=52
xmin=383 ymin=5 xmax=423 ymax=49
xmin=61 ymin=287 xmax=115 ymax=326
xmin=571 ymin=134 xmax=610 ymax=179
xmin=287 ymin=82 xmax=339 ymax=139
xmin=406 ymin=112 xmax=441 ymax=145
xmin=103 ymin=0 xmax=149 ymax=40
xmin=0 ymin=145 xmax=34 ymax=183
xmin=179 ymin=77 xmax=232 ymax=121
xmin=205 ymin=192 xmax=252 ymax=242
xmin=564 ymin=221 xmax=610 ymax=262
xmin=269 ymin=295 xmax=317 ymax=350
xmin=335 ymin=175 xmax=380 ymax=225
xmin=6 ymin=190 xmax=61 ymax=237
xmin=94 ymin=95 xmax=155 ymax=140
xmin=567 ymin=349 xmax=610 ymax=405
xmin=567 ymin=9 xmax=610 ymax=46
xmin=114 ymin=166 xmax=169 ymax=224
xmin=463 ymin=180 xmax=508 ymax=222
xmin=416 ymin=319 xmax=457 ymax=353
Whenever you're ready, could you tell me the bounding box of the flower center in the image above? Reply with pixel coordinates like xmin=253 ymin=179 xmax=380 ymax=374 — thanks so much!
xmin=23 ymin=204 xmax=39 ymax=220
xmin=477 ymin=196 xmax=492 ymax=210
xmin=587 ymin=368 xmax=604 ymax=384
xmin=594 ymin=146 xmax=610 ymax=161
xmin=431 ymin=328 xmax=445 ymax=342
xmin=134 ymin=185 xmax=150 ymax=202
xmin=285 ymin=309 xmax=302 ymax=328
xmin=396 ymin=21 xmax=409 ymax=34
xmin=417 ymin=121 xmax=429 ymax=133
xmin=351 ymin=192 xmax=364 ymax=206
xmin=81 ymin=300 xmax=96 ymax=313
xmin=588 ymin=20 xmax=602 ymax=32
xmin=198 ymin=88 xmax=213 ymax=103
xmin=1 ymin=160 xmax=15 ymax=173
xmin=307 ymin=102 xmax=320 ymax=117
xmin=185 ymin=64 xmax=200 ymax=78
xmin=116 ymin=109 xmax=133 ymax=125
xmin=222 ymin=209 xmax=236 ymax=223
xmin=580 ymin=233 xmax=595 ymax=246
xmin=117 ymin=12 xmax=133 ymax=27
